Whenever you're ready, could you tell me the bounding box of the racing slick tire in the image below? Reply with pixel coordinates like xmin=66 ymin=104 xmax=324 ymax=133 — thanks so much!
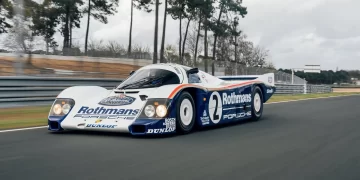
xmin=176 ymin=91 xmax=196 ymax=134
xmin=250 ymin=86 xmax=264 ymax=121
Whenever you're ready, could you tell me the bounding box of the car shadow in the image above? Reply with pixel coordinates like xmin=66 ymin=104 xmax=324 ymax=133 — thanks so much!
xmin=194 ymin=115 xmax=270 ymax=133
xmin=48 ymin=116 xmax=270 ymax=139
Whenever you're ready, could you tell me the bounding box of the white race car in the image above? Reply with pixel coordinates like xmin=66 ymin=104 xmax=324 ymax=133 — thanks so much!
xmin=48 ymin=63 xmax=276 ymax=135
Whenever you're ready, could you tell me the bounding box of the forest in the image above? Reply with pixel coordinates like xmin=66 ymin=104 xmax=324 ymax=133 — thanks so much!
xmin=0 ymin=0 xmax=274 ymax=72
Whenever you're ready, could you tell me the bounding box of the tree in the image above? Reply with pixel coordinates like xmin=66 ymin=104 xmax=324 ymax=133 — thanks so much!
xmin=128 ymin=0 xmax=134 ymax=56
xmin=31 ymin=1 xmax=60 ymax=54
xmin=133 ymin=0 xmax=159 ymax=64
xmin=180 ymin=0 xmax=199 ymax=61
xmin=50 ymin=0 xmax=83 ymax=55
xmin=186 ymin=21 xmax=203 ymax=66
xmin=168 ymin=0 xmax=186 ymax=63
xmin=209 ymin=0 xmax=247 ymax=75
xmin=230 ymin=16 xmax=241 ymax=63
xmin=194 ymin=0 xmax=215 ymax=71
xmin=5 ymin=0 xmax=39 ymax=53
xmin=0 ymin=0 xmax=13 ymax=34
xmin=159 ymin=0 xmax=168 ymax=63
xmin=84 ymin=0 xmax=119 ymax=56
xmin=153 ymin=0 xmax=160 ymax=63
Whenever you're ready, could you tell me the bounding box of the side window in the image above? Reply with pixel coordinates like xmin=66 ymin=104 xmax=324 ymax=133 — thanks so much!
xmin=189 ymin=73 xmax=202 ymax=83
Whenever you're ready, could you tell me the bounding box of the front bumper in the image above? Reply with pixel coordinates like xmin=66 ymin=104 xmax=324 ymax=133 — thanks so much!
xmin=48 ymin=117 xmax=177 ymax=136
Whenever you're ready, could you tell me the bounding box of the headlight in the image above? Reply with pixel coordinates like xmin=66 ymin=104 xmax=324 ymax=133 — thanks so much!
xmin=62 ymin=104 xmax=71 ymax=114
xmin=49 ymin=98 xmax=75 ymax=116
xmin=53 ymin=104 xmax=62 ymax=115
xmin=138 ymin=98 xmax=171 ymax=119
xmin=156 ymin=105 xmax=167 ymax=117
xmin=144 ymin=105 xmax=155 ymax=117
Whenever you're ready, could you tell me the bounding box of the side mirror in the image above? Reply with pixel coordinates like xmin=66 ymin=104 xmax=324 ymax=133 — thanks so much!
xmin=187 ymin=68 xmax=199 ymax=76
xmin=129 ymin=70 xmax=135 ymax=75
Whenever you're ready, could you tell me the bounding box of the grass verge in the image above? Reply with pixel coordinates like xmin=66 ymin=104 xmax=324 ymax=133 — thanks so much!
xmin=266 ymin=92 xmax=360 ymax=103
xmin=0 ymin=106 xmax=50 ymax=130
xmin=0 ymin=92 xmax=359 ymax=130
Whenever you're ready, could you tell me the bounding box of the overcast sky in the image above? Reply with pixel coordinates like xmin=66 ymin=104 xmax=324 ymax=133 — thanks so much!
xmin=2 ymin=0 xmax=360 ymax=71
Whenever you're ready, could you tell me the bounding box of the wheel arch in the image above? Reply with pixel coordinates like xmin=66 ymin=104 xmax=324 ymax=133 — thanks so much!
xmin=171 ymin=86 xmax=205 ymax=128
xmin=255 ymin=84 xmax=265 ymax=100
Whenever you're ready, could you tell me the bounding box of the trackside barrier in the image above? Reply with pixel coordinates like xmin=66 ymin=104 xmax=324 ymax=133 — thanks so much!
xmin=0 ymin=77 xmax=332 ymax=108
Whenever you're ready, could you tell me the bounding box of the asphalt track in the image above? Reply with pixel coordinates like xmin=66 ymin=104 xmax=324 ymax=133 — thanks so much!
xmin=1 ymin=95 xmax=360 ymax=180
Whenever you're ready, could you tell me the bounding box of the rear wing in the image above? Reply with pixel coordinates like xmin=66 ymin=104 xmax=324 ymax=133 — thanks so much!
xmin=217 ymin=73 xmax=275 ymax=86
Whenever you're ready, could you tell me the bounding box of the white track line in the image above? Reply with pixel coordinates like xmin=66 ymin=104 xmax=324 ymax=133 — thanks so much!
xmin=1 ymin=94 xmax=359 ymax=133
xmin=0 ymin=126 xmax=48 ymax=133
xmin=265 ymin=94 xmax=359 ymax=105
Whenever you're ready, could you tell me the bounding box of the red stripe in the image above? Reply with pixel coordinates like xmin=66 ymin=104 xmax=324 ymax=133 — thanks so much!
xmin=168 ymin=80 xmax=261 ymax=99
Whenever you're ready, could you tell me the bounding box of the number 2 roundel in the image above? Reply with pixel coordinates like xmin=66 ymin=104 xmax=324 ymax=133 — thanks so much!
xmin=208 ymin=91 xmax=223 ymax=124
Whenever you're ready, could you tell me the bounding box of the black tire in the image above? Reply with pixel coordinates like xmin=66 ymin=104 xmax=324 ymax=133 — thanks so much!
xmin=250 ymin=86 xmax=264 ymax=121
xmin=175 ymin=91 xmax=196 ymax=134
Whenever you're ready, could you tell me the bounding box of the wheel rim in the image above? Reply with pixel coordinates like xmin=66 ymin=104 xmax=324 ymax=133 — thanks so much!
xmin=180 ymin=98 xmax=193 ymax=126
xmin=254 ymin=93 xmax=261 ymax=112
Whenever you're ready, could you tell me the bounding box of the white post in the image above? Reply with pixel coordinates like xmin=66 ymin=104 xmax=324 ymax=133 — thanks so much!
xmin=291 ymin=68 xmax=294 ymax=84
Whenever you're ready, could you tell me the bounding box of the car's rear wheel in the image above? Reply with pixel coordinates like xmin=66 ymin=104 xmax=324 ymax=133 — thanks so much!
xmin=251 ymin=86 xmax=263 ymax=121
xmin=176 ymin=91 xmax=195 ymax=134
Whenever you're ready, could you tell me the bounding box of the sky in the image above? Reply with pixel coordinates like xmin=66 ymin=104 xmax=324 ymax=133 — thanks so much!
xmin=1 ymin=0 xmax=360 ymax=71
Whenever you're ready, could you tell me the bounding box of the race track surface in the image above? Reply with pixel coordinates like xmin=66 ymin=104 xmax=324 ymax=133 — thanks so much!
xmin=1 ymin=95 xmax=360 ymax=180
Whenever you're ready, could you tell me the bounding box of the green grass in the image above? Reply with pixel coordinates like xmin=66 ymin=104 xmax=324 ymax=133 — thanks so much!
xmin=0 ymin=106 xmax=50 ymax=130
xmin=0 ymin=92 xmax=359 ymax=130
xmin=0 ymin=119 xmax=47 ymax=130
xmin=266 ymin=92 xmax=360 ymax=103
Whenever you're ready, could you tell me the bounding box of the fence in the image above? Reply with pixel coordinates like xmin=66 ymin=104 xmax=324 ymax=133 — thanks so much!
xmin=0 ymin=76 xmax=333 ymax=108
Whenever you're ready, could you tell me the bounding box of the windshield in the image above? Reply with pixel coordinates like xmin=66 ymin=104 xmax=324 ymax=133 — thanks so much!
xmin=117 ymin=68 xmax=180 ymax=89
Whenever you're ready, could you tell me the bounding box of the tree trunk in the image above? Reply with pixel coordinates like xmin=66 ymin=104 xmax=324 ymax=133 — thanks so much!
xmin=211 ymin=5 xmax=224 ymax=75
xmin=159 ymin=0 xmax=167 ymax=63
xmin=69 ymin=18 xmax=72 ymax=48
xmin=85 ymin=0 xmax=91 ymax=56
xmin=194 ymin=16 xmax=202 ymax=67
xmin=179 ymin=16 xmax=182 ymax=64
xmin=153 ymin=0 xmax=159 ymax=64
xmin=45 ymin=38 xmax=49 ymax=55
xmin=181 ymin=18 xmax=191 ymax=64
xmin=128 ymin=0 xmax=133 ymax=57
xmin=204 ymin=18 xmax=208 ymax=72
xmin=63 ymin=5 xmax=70 ymax=55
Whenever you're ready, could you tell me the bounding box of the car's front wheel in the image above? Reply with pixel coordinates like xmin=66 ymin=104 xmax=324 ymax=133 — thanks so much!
xmin=175 ymin=91 xmax=195 ymax=134
xmin=251 ymin=86 xmax=264 ymax=121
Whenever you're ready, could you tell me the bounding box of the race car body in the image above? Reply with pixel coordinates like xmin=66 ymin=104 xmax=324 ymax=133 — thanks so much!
xmin=48 ymin=63 xmax=276 ymax=135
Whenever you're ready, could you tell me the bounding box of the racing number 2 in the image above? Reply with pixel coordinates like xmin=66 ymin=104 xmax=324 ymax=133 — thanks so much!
xmin=212 ymin=95 xmax=219 ymax=120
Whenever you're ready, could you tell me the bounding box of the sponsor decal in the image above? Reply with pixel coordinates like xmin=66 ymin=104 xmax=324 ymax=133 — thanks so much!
xmin=147 ymin=118 xmax=176 ymax=134
xmin=95 ymin=119 xmax=102 ymax=123
xmin=267 ymin=89 xmax=274 ymax=93
xmin=223 ymin=111 xmax=252 ymax=120
xmin=222 ymin=92 xmax=252 ymax=105
xmin=146 ymin=128 xmax=175 ymax=134
xmin=86 ymin=124 xmax=117 ymax=128
xmin=163 ymin=118 xmax=176 ymax=129
xmin=74 ymin=106 xmax=139 ymax=119
xmin=98 ymin=94 xmax=136 ymax=106
xmin=200 ymin=110 xmax=210 ymax=125
xmin=268 ymin=77 xmax=273 ymax=83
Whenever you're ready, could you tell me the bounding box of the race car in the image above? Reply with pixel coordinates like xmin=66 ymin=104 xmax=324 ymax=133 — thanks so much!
xmin=48 ymin=63 xmax=276 ymax=135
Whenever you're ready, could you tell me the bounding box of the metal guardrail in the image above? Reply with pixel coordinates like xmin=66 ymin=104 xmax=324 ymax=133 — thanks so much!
xmin=275 ymin=84 xmax=333 ymax=94
xmin=0 ymin=77 xmax=332 ymax=108
xmin=0 ymin=77 xmax=123 ymax=108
